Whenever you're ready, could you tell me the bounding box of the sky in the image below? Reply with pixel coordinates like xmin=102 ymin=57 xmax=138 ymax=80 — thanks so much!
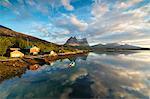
xmin=0 ymin=0 xmax=150 ymax=47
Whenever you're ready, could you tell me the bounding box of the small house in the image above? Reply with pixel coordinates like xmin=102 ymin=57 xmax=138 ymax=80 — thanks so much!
xmin=10 ymin=50 xmax=24 ymax=58
xmin=30 ymin=46 xmax=40 ymax=55
xmin=49 ymin=51 xmax=57 ymax=57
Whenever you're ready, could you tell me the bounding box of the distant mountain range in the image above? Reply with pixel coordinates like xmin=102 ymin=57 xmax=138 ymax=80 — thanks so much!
xmin=64 ymin=37 xmax=150 ymax=50
xmin=92 ymin=43 xmax=149 ymax=50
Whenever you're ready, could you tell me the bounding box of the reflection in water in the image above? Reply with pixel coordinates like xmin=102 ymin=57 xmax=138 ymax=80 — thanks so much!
xmin=0 ymin=66 xmax=26 ymax=83
xmin=93 ymin=50 xmax=138 ymax=56
xmin=68 ymin=62 xmax=75 ymax=67
xmin=0 ymin=51 xmax=150 ymax=99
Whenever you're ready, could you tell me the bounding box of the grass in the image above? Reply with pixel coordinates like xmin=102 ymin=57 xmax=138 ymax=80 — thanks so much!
xmin=0 ymin=56 xmax=7 ymax=60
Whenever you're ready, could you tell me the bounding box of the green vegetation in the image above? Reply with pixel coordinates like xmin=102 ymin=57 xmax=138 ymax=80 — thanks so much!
xmin=0 ymin=37 xmax=77 ymax=56
xmin=0 ymin=37 xmax=15 ymax=56
xmin=0 ymin=56 xmax=7 ymax=60
xmin=0 ymin=37 xmax=59 ymax=55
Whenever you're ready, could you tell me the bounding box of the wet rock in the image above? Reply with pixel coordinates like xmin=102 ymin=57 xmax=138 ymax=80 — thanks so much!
xmin=29 ymin=64 xmax=41 ymax=71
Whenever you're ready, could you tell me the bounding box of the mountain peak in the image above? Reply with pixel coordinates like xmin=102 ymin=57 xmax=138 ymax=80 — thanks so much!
xmin=70 ymin=36 xmax=77 ymax=40
xmin=65 ymin=36 xmax=89 ymax=47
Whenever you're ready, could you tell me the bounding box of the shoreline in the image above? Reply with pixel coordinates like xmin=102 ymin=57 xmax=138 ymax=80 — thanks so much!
xmin=0 ymin=52 xmax=89 ymax=66
xmin=0 ymin=51 xmax=89 ymax=82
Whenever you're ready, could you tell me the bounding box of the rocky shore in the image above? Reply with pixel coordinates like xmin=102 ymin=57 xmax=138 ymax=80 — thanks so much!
xmin=0 ymin=60 xmax=27 ymax=82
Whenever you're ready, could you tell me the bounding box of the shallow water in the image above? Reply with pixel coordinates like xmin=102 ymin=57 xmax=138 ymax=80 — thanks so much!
xmin=0 ymin=51 xmax=150 ymax=99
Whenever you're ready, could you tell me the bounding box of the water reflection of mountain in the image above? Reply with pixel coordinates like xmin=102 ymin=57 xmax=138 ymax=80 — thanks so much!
xmin=93 ymin=51 xmax=138 ymax=56
xmin=68 ymin=53 xmax=89 ymax=62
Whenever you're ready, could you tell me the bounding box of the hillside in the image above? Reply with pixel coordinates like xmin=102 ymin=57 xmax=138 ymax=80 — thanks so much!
xmin=0 ymin=25 xmax=12 ymax=30
xmin=0 ymin=25 xmax=75 ymax=56
xmin=0 ymin=26 xmax=57 ymax=45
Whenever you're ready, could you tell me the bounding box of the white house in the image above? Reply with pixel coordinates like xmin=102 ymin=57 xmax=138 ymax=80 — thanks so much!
xmin=49 ymin=51 xmax=57 ymax=57
xmin=10 ymin=50 xmax=24 ymax=58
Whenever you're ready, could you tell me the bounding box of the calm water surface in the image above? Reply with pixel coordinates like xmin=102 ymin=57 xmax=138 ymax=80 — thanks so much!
xmin=0 ymin=51 xmax=150 ymax=99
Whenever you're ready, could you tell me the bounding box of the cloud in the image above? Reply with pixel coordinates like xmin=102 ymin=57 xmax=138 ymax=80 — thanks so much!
xmin=26 ymin=0 xmax=49 ymax=15
xmin=117 ymin=0 xmax=143 ymax=9
xmin=29 ymin=22 xmax=71 ymax=44
xmin=61 ymin=0 xmax=74 ymax=11
xmin=84 ymin=0 xmax=150 ymax=46
xmin=0 ymin=0 xmax=64 ymax=17
xmin=0 ymin=0 xmax=21 ymax=15
xmin=0 ymin=0 xmax=12 ymax=8
xmin=70 ymin=15 xmax=88 ymax=31
xmin=121 ymin=39 xmax=150 ymax=48
xmin=92 ymin=3 xmax=109 ymax=17
xmin=54 ymin=14 xmax=88 ymax=37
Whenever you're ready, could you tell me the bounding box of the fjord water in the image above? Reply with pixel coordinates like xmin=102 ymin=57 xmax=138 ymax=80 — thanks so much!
xmin=0 ymin=51 xmax=150 ymax=99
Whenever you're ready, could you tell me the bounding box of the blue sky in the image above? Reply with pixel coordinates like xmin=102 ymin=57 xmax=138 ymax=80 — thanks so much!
xmin=0 ymin=0 xmax=150 ymax=47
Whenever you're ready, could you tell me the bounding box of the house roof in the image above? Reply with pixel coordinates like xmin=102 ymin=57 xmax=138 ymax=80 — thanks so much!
xmin=10 ymin=48 xmax=20 ymax=51
xmin=11 ymin=50 xmax=24 ymax=54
